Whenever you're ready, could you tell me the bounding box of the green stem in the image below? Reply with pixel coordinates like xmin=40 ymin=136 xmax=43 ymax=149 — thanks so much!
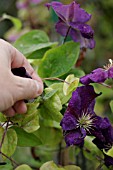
xmin=43 ymin=77 xmax=70 ymax=84
xmin=0 ymin=118 xmax=10 ymax=150
xmin=62 ymin=26 xmax=71 ymax=44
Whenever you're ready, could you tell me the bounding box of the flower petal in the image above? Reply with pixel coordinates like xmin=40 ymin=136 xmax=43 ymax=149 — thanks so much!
xmin=68 ymin=85 xmax=101 ymax=117
xmin=108 ymin=67 xmax=113 ymax=78
xmin=70 ymin=2 xmax=91 ymax=23
xmin=70 ymin=23 xmax=94 ymax=39
xmin=46 ymin=1 xmax=91 ymax=24
xmin=65 ymin=129 xmax=86 ymax=147
xmin=60 ymin=112 xmax=77 ymax=131
xmin=46 ymin=2 xmax=71 ymax=23
xmin=104 ymin=154 xmax=113 ymax=167
xmin=55 ymin=20 xmax=70 ymax=36
xmin=80 ymin=68 xmax=108 ymax=85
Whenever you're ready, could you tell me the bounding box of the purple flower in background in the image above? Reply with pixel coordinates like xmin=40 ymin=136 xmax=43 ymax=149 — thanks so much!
xmin=80 ymin=59 xmax=113 ymax=85
xmin=60 ymin=85 xmax=101 ymax=147
xmin=16 ymin=1 xmax=28 ymax=9
xmin=46 ymin=1 xmax=95 ymax=49
xmin=16 ymin=0 xmax=42 ymax=9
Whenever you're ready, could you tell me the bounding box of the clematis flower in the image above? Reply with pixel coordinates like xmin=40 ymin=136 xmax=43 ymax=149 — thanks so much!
xmin=46 ymin=1 xmax=95 ymax=49
xmin=60 ymin=85 xmax=101 ymax=147
xmin=80 ymin=59 xmax=113 ymax=85
xmin=60 ymin=85 xmax=113 ymax=149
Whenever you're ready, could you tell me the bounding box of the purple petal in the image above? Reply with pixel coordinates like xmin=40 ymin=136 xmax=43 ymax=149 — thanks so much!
xmin=46 ymin=2 xmax=71 ymax=23
xmin=65 ymin=129 xmax=86 ymax=147
xmin=104 ymin=154 xmax=113 ymax=167
xmin=92 ymin=137 xmax=106 ymax=150
xmin=70 ymin=23 xmax=94 ymax=39
xmin=85 ymin=38 xmax=96 ymax=49
xmin=80 ymin=68 xmax=108 ymax=85
xmin=69 ymin=28 xmax=82 ymax=43
xmin=55 ymin=20 xmax=70 ymax=36
xmin=108 ymin=67 xmax=113 ymax=78
xmin=92 ymin=116 xmax=113 ymax=151
xmin=46 ymin=1 xmax=91 ymax=24
xmin=69 ymin=27 xmax=95 ymax=49
xmin=60 ymin=113 xmax=77 ymax=131
xmin=69 ymin=1 xmax=91 ymax=23
xmin=68 ymin=85 xmax=101 ymax=117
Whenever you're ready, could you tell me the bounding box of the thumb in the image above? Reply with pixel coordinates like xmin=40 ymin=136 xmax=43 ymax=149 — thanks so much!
xmin=12 ymin=76 xmax=43 ymax=102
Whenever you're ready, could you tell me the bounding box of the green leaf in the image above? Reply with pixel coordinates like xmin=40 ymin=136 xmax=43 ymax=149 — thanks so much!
xmin=64 ymin=68 xmax=85 ymax=78
xmin=34 ymin=121 xmax=62 ymax=146
xmin=40 ymin=161 xmax=81 ymax=170
xmin=39 ymin=88 xmax=63 ymax=122
xmin=104 ymin=146 xmax=113 ymax=157
xmin=64 ymin=165 xmax=81 ymax=170
xmin=43 ymin=119 xmax=61 ymax=129
xmin=0 ymin=162 xmax=13 ymax=170
xmin=14 ymin=30 xmax=57 ymax=56
xmin=0 ymin=112 xmax=7 ymax=122
xmin=43 ymin=89 xmax=58 ymax=100
xmin=40 ymin=161 xmax=58 ymax=170
xmin=0 ymin=127 xmax=17 ymax=157
xmin=12 ymin=126 xmax=42 ymax=147
xmin=38 ymin=41 xmax=80 ymax=78
xmin=27 ymin=47 xmax=50 ymax=59
xmin=63 ymin=74 xmax=79 ymax=96
xmin=84 ymin=136 xmax=103 ymax=161
xmin=110 ymin=100 xmax=113 ymax=113
xmin=50 ymin=83 xmax=71 ymax=105
xmin=15 ymin=164 xmax=32 ymax=170
xmin=2 ymin=14 xmax=22 ymax=30
xmin=11 ymin=102 xmax=40 ymax=133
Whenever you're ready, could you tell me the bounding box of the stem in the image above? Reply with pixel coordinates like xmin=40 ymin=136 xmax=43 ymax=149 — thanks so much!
xmin=0 ymin=151 xmax=18 ymax=166
xmin=42 ymin=77 xmax=70 ymax=84
xmin=0 ymin=118 xmax=10 ymax=150
xmin=31 ymin=147 xmax=41 ymax=161
xmin=99 ymin=83 xmax=112 ymax=89
xmin=76 ymin=48 xmax=86 ymax=67
xmin=62 ymin=26 xmax=71 ymax=44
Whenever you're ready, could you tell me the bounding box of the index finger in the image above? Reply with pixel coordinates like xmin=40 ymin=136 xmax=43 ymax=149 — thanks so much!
xmin=8 ymin=41 xmax=42 ymax=82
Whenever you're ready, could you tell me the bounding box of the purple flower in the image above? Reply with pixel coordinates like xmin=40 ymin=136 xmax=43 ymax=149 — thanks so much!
xmin=80 ymin=59 xmax=113 ymax=85
xmin=60 ymin=85 xmax=113 ymax=149
xmin=92 ymin=118 xmax=113 ymax=151
xmin=104 ymin=154 xmax=113 ymax=167
xmin=60 ymin=85 xmax=101 ymax=147
xmin=16 ymin=1 xmax=28 ymax=9
xmin=46 ymin=1 xmax=95 ymax=49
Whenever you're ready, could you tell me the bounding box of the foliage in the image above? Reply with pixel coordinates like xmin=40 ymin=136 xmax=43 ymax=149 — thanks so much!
xmin=0 ymin=0 xmax=113 ymax=170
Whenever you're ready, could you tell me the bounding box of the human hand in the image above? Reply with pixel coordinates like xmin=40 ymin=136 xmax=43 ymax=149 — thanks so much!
xmin=0 ymin=39 xmax=43 ymax=117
